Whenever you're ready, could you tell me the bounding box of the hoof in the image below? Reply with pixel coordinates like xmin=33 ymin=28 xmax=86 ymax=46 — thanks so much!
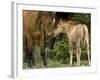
xmin=44 ymin=63 xmax=47 ymax=68
xmin=28 ymin=63 xmax=35 ymax=68
xmin=28 ymin=60 xmax=35 ymax=68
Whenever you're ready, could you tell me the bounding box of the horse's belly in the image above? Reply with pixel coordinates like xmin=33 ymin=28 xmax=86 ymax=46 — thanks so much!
xmin=32 ymin=31 xmax=42 ymax=39
xmin=69 ymin=31 xmax=82 ymax=43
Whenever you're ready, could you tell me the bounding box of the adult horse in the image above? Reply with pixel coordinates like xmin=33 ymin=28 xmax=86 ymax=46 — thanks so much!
xmin=53 ymin=19 xmax=90 ymax=66
xmin=23 ymin=10 xmax=55 ymax=67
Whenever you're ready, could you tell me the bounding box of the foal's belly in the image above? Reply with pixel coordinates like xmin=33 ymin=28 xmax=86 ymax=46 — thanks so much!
xmin=68 ymin=30 xmax=82 ymax=44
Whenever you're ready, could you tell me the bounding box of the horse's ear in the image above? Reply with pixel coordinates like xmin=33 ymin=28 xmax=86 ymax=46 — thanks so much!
xmin=59 ymin=19 xmax=63 ymax=25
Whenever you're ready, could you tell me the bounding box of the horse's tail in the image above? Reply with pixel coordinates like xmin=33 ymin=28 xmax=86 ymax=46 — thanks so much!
xmin=82 ymin=24 xmax=89 ymax=49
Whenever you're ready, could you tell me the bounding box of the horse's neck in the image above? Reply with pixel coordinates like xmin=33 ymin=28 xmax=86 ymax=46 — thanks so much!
xmin=62 ymin=24 xmax=73 ymax=33
xmin=62 ymin=24 xmax=76 ymax=39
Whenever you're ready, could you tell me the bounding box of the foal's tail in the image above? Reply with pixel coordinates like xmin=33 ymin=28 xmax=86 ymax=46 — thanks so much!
xmin=82 ymin=24 xmax=89 ymax=49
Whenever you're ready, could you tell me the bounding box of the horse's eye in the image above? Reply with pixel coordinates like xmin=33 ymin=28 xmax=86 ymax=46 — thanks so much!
xmin=49 ymin=21 xmax=52 ymax=25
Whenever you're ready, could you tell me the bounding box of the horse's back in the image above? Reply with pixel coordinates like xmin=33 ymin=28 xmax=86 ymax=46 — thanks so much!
xmin=23 ymin=10 xmax=39 ymax=33
xmin=74 ymin=24 xmax=89 ymax=48
xmin=67 ymin=23 xmax=88 ymax=47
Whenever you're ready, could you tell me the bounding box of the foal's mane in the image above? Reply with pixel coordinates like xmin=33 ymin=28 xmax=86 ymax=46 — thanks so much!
xmin=63 ymin=20 xmax=80 ymax=25
xmin=59 ymin=20 xmax=83 ymax=32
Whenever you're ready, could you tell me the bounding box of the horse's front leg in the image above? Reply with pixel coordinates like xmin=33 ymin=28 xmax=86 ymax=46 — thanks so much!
xmin=27 ymin=35 xmax=35 ymax=67
xmin=40 ymin=34 xmax=47 ymax=67
xmin=27 ymin=48 xmax=35 ymax=67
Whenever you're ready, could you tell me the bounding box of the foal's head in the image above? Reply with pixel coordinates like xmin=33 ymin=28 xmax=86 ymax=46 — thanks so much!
xmin=48 ymin=19 xmax=65 ymax=49
xmin=53 ymin=19 xmax=64 ymax=37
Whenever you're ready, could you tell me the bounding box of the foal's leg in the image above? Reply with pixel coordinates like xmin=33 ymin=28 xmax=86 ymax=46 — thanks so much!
xmin=86 ymin=41 xmax=91 ymax=65
xmin=69 ymin=41 xmax=73 ymax=65
xmin=40 ymin=33 xmax=47 ymax=66
xmin=76 ymin=41 xmax=81 ymax=66
xmin=76 ymin=47 xmax=81 ymax=66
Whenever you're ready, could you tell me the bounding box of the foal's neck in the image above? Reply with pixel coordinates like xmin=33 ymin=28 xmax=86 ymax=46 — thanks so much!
xmin=62 ymin=23 xmax=75 ymax=34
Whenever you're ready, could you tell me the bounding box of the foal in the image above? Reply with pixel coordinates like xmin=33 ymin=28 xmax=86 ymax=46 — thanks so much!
xmin=53 ymin=20 xmax=90 ymax=66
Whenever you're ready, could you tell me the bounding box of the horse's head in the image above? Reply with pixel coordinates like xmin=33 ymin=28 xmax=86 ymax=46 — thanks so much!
xmin=45 ymin=12 xmax=56 ymax=49
xmin=43 ymin=12 xmax=56 ymax=37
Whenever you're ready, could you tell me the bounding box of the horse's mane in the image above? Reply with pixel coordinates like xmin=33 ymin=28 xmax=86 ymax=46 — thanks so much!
xmin=63 ymin=20 xmax=81 ymax=25
xmin=34 ymin=12 xmax=53 ymax=31
xmin=34 ymin=12 xmax=43 ymax=31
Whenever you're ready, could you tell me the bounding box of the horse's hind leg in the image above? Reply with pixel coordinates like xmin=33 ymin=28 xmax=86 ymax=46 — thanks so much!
xmin=76 ymin=40 xmax=81 ymax=66
xmin=40 ymin=34 xmax=47 ymax=67
xmin=76 ymin=47 xmax=81 ymax=66
xmin=86 ymin=41 xmax=91 ymax=65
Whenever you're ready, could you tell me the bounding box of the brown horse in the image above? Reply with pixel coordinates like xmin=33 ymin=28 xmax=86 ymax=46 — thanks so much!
xmin=23 ymin=10 xmax=55 ymax=67
xmin=53 ymin=19 xmax=90 ymax=66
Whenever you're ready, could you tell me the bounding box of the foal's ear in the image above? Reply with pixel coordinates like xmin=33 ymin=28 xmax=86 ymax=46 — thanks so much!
xmin=59 ymin=19 xmax=63 ymax=25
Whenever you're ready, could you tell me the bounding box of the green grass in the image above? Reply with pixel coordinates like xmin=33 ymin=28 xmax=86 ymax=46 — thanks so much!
xmin=23 ymin=45 xmax=90 ymax=69
xmin=23 ymin=59 xmax=89 ymax=69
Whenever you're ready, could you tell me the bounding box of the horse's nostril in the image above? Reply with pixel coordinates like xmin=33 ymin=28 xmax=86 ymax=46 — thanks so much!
xmin=49 ymin=32 xmax=54 ymax=37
